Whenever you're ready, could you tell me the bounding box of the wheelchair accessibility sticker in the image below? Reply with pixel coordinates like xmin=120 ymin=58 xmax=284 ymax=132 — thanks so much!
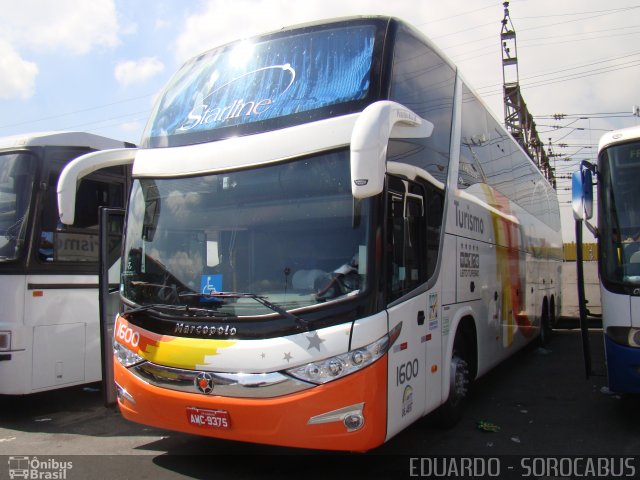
xmin=200 ymin=274 xmax=223 ymax=302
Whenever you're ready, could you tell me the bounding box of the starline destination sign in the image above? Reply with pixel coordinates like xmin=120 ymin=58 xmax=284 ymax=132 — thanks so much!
xmin=144 ymin=24 xmax=376 ymax=144
xmin=177 ymin=64 xmax=296 ymax=131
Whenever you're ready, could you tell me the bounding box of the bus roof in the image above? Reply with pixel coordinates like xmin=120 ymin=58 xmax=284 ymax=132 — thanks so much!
xmin=0 ymin=131 xmax=133 ymax=151
xmin=598 ymin=125 xmax=640 ymax=153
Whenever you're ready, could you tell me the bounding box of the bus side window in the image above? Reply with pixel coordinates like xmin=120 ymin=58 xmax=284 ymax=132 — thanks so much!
xmin=389 ymin=26 xmax=455 ymax=185
xmin=74 ymin=178 xmax=123 ymax=229
xmin=37 ymin=155 xmax=125 ymax=264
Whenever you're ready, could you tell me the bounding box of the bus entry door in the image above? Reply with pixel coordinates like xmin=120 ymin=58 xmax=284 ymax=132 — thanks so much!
xmin=99 ymin=207 xmax=124 ymax=406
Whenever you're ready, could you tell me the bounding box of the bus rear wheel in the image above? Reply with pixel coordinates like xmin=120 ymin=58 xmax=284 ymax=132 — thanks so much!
xmin=539 ymin=302 xmax=552 ymax=347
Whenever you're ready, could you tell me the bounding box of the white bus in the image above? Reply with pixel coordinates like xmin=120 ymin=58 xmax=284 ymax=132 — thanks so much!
xmin=573 ymin=125 xmax=640 ymax=394
xmin=58 ymin=17 xmax=562 ymax=451
xmin=0 ymin=132 xmax=132 ymax=394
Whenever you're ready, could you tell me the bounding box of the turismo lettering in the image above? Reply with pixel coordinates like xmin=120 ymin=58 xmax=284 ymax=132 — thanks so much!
xmin=454 ymin=200 xmax=484 ymax=235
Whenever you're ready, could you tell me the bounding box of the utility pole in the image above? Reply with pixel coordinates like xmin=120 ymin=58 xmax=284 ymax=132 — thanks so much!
xmin=501 ymin=2 xmax=556 ymax=188
xmin=548 ymin=137 xmax=557 ymax=178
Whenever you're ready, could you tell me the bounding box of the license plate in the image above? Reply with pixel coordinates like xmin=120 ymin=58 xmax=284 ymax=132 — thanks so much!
xmin=186 ymin=407 xmax=231 ymax=429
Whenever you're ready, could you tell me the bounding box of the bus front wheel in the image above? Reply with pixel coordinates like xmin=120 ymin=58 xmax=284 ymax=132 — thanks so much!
xmin=437 ymin=332 xmax=471 ymax=427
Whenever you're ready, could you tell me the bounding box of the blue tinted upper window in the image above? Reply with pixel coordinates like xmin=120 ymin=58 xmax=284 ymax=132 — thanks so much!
xmin=389 ymin=27 xmax=455 ymax=185
xmin=142 ymin=24 xmax=378 ymax=147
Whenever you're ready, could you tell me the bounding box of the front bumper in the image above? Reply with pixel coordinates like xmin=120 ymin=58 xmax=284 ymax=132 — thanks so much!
xmin=114 ymin=354 xmax=388 ymax=451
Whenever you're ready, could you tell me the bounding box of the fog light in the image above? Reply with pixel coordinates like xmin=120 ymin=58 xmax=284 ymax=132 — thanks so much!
xmin=116 ymin=383 xmax=136 ymax=405
xmin=343 ymin=413 xmax=364 ymax=432
xmin=308 ymin=402 xmax=365 ymax=432
xmin=607 ymin=327 xmax=640 ymax=348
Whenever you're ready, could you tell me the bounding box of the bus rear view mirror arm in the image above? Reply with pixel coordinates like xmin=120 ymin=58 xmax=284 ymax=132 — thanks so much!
xmin=350 ymin=101 xmax=434 ymax=199
xmin=57 ymin=148 xmax=136 ymax=225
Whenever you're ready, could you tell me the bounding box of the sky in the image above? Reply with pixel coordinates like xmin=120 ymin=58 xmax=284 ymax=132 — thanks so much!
xmin=1 ymin=0 xmax=640 ymax=243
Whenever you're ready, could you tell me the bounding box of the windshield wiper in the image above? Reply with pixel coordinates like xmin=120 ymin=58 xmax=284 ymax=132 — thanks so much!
xmin=121 ymin=303 xmax=188 ymax=317
xmin=179 ymin=291 xmax=308 ymax=331
xmin=121 ymin=302 xmax=231 ymax=319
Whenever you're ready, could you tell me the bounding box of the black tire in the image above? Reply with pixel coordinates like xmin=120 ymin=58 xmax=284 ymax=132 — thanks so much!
xmin=539 ymin=303 xmax=552 ymax=347
xmin=437 ymin=332 xmax=471 ymax=428
xmin=550 ymin=298 xmax=557 ymax=329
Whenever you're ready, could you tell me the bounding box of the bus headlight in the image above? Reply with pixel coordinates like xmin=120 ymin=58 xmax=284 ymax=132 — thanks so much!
xmin=286 ymin=322 xmax=402 ymax=384
xmin=114 ymin=341 xmax=145 ymax=367
xmin=606 ymin=327 xmax=640 ymax=348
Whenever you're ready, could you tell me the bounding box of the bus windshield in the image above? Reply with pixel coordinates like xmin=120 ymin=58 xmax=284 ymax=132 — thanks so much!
xmin=0 ymin=152 xmax=36 ymax=261
xmin=599 ymin=140 xmax=640 ymax=286
xmin=121 ymin=150 xmax=370 ymax=317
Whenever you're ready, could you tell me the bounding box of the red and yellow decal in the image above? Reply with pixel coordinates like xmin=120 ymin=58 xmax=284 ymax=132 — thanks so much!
xmin=114 ymin=315 xmax=236 ymax=370
xmin=482 ymin=186 xmax=534 ymax=344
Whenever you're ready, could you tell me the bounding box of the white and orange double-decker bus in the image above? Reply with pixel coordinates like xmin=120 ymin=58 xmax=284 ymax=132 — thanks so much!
xmin=58 ymin=17 xmax=562 ymax=451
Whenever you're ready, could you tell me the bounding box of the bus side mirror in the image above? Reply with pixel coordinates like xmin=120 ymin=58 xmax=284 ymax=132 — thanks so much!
xmin=58 ymin=148 xmax=136 ymax=225
xmin=350 ymin=101 xmax=433 ymax=199
xmin=571 ymin=162 xmax=594 ymax=221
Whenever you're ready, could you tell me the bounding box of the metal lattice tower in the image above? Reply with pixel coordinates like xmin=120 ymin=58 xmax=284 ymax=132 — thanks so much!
xmin=501 ymin=2 xmax=555 ymax=188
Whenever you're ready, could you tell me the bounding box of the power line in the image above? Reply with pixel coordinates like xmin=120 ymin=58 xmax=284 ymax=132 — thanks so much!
xmin=514 ymin=5 xmax=640 ymax=19
xmin=472 ymin=48 xmax=640 ymax=95
xmin=55 ymin=110 xmax=151 ymax=132
xmin=431 ymin=21 xmax=496 ymax=41
xmin=416 ymin=1 xmax=500 ymax=26
xmin=536 ymin=123 xmax=614 ymax=131
xmin=451 ymin=29 xmax=640 ymax=65
xmin=0 ymin=93 xmax=154 ymax=131
xmin=521 ymin=29 xmax=640 ymax=49
xmin=523 ymin=23 xmax=640 ymax=41
xmin=535 ymin=112 xmax=630 ymax=118
xmin=510 ymin=51 xmax=640 ymax=84
xmin=442 ymin=5 xmax=640 ymax=52
xmin=524 ymin=60 xmax=640 ymax=89
xmin=477 ymin=59 xmax=640 ymax=97
xmin=515 ymin=6 xmax=640 ymax=34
